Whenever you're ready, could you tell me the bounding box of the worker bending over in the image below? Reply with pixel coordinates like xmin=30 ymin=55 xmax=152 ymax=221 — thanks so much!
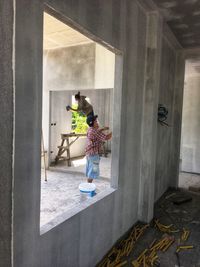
xmin=85 ymin=115 xmax=112 ymax=183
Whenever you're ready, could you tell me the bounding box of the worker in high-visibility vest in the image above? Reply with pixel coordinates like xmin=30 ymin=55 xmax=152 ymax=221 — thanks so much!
xmin=66 ymin=91 xmax=94 ymax=118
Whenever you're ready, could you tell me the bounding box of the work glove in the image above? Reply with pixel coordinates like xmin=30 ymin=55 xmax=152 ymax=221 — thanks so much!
xmin=66 ymin=105 xmax=71 ymax=111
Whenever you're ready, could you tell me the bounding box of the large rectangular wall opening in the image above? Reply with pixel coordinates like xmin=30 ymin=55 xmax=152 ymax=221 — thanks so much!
xmin=40 ymin=11 xmax=122 ymax=232
xmin=179 ymin=59 xmax=200 ymax=191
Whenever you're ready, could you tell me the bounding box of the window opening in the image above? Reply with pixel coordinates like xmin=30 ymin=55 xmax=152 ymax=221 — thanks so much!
xmin=40 ymin=10 xmax=122 ymax=233
xmin=71 ymin=95 xmax=88 ymax=134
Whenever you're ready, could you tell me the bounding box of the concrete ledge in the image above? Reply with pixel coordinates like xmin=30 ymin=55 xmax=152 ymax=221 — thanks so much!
xmin=40 ymin=187 xmax=116 ymax=235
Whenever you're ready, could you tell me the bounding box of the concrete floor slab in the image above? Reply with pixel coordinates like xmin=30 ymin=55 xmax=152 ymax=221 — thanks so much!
xmin=50 ymin=155 xmax=111 ymax=178
xmin=179 ymin=172 xmax=200 ymax=190
xmin=40 ymin=156 xmax=111 ymax=228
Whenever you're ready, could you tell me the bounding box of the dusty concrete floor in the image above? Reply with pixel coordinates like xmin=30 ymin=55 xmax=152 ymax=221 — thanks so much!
xmin=98 ymin=189 xmax=200 ymax=267
xmin=50 ymin=154 xmax=111 ymax=178
xmin=40 ymin=163 xmax=199 ymax=229
xmin=40 ymin=156 xmax=111 ymax=227
xmin=179 ymin=172 xmax=200 ymax=190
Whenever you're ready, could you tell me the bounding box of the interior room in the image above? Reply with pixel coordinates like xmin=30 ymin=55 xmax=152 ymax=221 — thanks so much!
xmin=41 ymin=13 xmax=116 ymax=227
xmin=179 ymin=59 xmax=200 ymax=191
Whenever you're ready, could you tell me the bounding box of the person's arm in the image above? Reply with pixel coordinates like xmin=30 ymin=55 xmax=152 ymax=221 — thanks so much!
xmin=99 ymin=126 xmax=109 ymax=132
xmin=66 ymin=105 xmax=78 ymax=112
xmin=95 ymin=130 xmax=112 ymax=142
xmin=105 ymin=132 xmax=112 ymax=140
xmin=70 ymin=107 xmax=78 ymax=112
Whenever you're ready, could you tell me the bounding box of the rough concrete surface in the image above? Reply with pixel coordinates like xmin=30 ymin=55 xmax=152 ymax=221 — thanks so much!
xmin=155 ymin=36 xmax=176 ymax=201
xmin=0 ymin=1 xmax=13 ymax=266
xmin=10 ymin=0 xmax=185 ymax=266
xmin=153 ymin=0 xmax=200 ymax=48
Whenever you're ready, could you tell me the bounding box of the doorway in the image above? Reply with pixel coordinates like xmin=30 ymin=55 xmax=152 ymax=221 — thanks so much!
xmin=179 ymin=59 xmax=200 ymax=191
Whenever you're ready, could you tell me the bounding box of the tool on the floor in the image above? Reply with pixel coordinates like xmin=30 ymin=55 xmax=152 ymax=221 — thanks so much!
xmin=172 ymin=196 xmax=192 ymax=205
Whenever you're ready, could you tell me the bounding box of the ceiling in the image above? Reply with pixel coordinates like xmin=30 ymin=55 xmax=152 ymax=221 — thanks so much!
xmin=44 ymin=2 xmax=200 ymax=50
xmin=152 ymin=0 xmax=200 ymax=49
xmin=43 ymin=13 xmax=93 ymax=50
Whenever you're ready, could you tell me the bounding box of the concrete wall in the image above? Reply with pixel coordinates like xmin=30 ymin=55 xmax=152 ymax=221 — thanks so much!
xmin=155 ymin=38 xmax=185 ymax=200
xmin=155 ymin=37 xmax=177 ymax=201
xmin=154 ymin=34 xmax=185 ymax=201
xmin=43 ymin=43 xmax=95 ymax=154
xmin=9 ymin=1 xmax=185 ymax=266
xmin=43 ymin=43 xmax=96 ymax=92
xmin=95 ymin=44 xmax=115 ymax=88
xmin=181 ymin=74 xmax=200 ymax=174
xmin=0 ymin=1 xmax=13 ymax=266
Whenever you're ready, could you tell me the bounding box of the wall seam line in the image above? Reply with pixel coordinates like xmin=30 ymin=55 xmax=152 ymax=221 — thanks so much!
xmin=11 ymin=0 xmax=16 ymax=265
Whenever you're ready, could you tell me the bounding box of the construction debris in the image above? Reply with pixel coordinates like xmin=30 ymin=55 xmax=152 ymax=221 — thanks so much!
xmin=131 ymin=235 xmax=175 ymax=267
xmin=180 ymin=228 xmax=190 ymax=242
xmin=176 ymin=245 xmax=194 ymax=253
xmin=114 ymin=261 xmax=127 ymax=267
xmin=97 ymin=224 xmax=149 ymax=267
xmin=98 ymin=211 xmax=194 ymax=267
xmin=154 ymin=219 xmax=179 ymax=233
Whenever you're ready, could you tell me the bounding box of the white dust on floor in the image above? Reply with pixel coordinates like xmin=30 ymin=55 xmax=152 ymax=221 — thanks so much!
xmin=40 ymin=157 xmax=111 ymax=227
xmin=179 ymin=172 xmax=200 ymax=189
xmin=51 ymin=155 xmax=111 ymax=179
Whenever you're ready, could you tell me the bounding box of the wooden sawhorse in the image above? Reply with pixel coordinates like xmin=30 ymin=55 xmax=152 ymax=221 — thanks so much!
xmin=55 ymin=133 xmax=86 ymax=166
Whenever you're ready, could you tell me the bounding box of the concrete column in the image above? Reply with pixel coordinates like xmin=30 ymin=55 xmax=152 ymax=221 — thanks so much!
xmin=170 ymin=52 xmax=185 ymax=187
xmin=0 ymin=1 xmax=14 ymax=266
xmin=138 ymin=12 xmax=162 ymax=222
xmin=13 ymin=0 xmax=43 ymax=265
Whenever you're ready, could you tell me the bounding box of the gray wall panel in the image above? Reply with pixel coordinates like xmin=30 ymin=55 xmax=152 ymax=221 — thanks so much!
xmin=155 ymin=38 xmax=176 ymax=200
xmin=0 ymin=1 xmax=13 ymax=266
